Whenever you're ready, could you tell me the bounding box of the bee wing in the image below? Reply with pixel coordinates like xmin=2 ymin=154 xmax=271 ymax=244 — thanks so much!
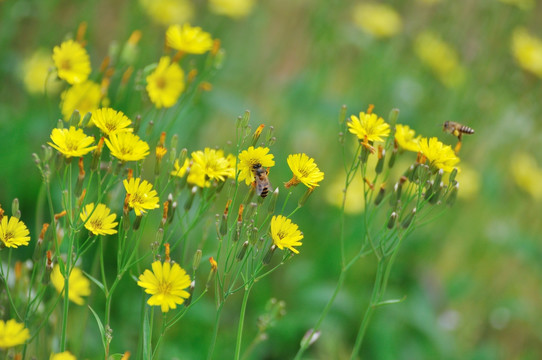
xmin=255 ymin=179 xmax=271 ymax=196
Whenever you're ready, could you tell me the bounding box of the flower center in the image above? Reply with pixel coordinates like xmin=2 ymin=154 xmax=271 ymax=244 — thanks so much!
xmin=156 ymin=77 xmax=167 ymax=90
xmin=158 ymin=280 xmax=172 ymax=294
xmin=61 ymin=59 xmax=72 ymax=70
xmin=90 ymin=218 xmax=103 ymax=230
xmin=3 ymin=231 xmax=13 ymax=242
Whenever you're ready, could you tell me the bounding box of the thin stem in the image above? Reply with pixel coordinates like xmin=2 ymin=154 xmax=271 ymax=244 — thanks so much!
xmin=234 ymin=283 xmax=253 ymax=360
xmin=207 ymin=303 xmax=224 ymax=360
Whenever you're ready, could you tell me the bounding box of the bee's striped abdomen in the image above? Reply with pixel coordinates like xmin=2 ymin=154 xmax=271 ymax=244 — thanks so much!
xmin=460 ymin=125 xmax=475 ymax=134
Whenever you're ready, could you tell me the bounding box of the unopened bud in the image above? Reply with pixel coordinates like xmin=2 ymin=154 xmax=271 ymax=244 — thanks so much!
xmin=429 ymin=182 xmax=444 ymax=205
xmin=69 ymin=110 xmax=81 ymax=127
xmin=401 ymin=208 xmax=416 ymax=228
xmin=146 ymin=120 xmax=154 ymax=137
xmin=449 ymin=168 xmax=458 ymax=183
xmin=388 ymin=108 xmax=399 ymax=129
xmin=185 ymin=280 xmax=196 ymax=306
xmin=250 ymin=227 xmax=258 ymax=245
xmin=300 ymin=329 xmax=321 ymax=349
xmin=388 ymin=147 xmax=397 ymax=169
xmin=184 ymin=186 xmax=198 ymax=211
xmin=133 ymin=215 xmax=142 ymax=231
xmin=155 ymin=228 xmax=164 ymax=244
xmin=193 ymin=249 xmax=202 ymax=271
xmin=244 ymin=202 xmax=257 ymax=220
xmin=374 ymin=185 xmax=385 ymax=205
xmin=263 ymin=245 xmax=276 ymax=265
xmin=387 ymin=212 xmax=397 ymax=229
xmin=134 ymin=115 xmax=142 ymax=134
xmin=80 ymin=112 xmax=92 ymax=127
xmin=11 ymin=198 xmax=20 ymax=219
xmin=375 ymin=147 xmax=385 ymax=174
xmin=299 ymin=188 xmax=314 ymax=207
xmin=237 ymin=241 xmax=249 ymax=261
xmin=169 ymin=201 xmax=177 ymax=224
xmin=268 ymin=188 xmax=279 ymax=214
xmin=446 ymin=182 xmax=459 ymax=207
xmin=43 ymin=251 xmax=53 ymax=285
xmin=251 ymin=124 xmax=265 ymax=146
xmin=91 ymin=137 xmax=104 ymax=172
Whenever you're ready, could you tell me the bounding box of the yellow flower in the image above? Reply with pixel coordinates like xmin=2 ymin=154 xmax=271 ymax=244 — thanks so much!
xmin=0 ymin=319 xmax=30 ymax=348
xmin=137 ymin=261 xmax=191 ymax=313
xmin=192 ymin=148 xmax=235 ymax=182
xmin=21 ymin=49 xmax=62 ymax=94
xmin=61 ymin=81 xmax=101 ymax=120
xmin=171 ymin=159 xmax=207 ymax=188
xmin=139 ymin=0 xmax=194 ymax=26
xmin=0 ymin=216 xmax=30 ymax=248
xmin=123 ymin=178 xmax=160 ymax=215
xmin=209 ymin=0 xmax=254 ymax=18
xmin=395 ymin=124 xmax=421 ymax=152
xmin=166 ymin=24 xmax=214 ymax=54
xmin=285 ymin=153 xmax=325 ymax=189
xmin=51 ymin=351 xmax=77 ymax=360
xmin=414 ymin=31 xmax=466 ymax=88
xmin=105 ymin=132 xmax=150 ymax=162
xmin=511 ymin=152 xmax=542 ymax=200
xmin=348 ymin=111 xmax=390 ymax=142
xmin=52 ymin=40 xmax=91 ymax=85
xmin=80 ymin=203 xmax=118 ymax=236
xmin=238 ymin=146 xmax=275 ymax=185
xmin=270 ymin=215 xmax=303 ymax=254
xmin=511 ymin=27 xmax=542 ymax=78
xmin=353 ymin=3 xmax=402 ymax=38
xmin=454 ymin=164 xmax=480 ymax=200
xmin=91 ymin=108 xmax=133 ymax=136
xmin=417 ymin=137 xmax=459 ymax=173
xmin=326 ymin=172 xmax=367 ymax=214
xmin=51 ymin=265 xmax=91 ymax=305
xmin=146 ymin=56 xmax=185 ymax=108
xmin=48 ymin=126 xmax=97 ymax=158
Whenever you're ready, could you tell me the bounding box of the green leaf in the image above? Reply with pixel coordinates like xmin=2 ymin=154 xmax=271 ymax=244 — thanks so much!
xmin=88 ymin=305 xmax=107 ymax=351
xmin=374 ymin=296 xmax=407 ymax=308
xmin=143 ymin=306 xmax=151 ymax=359
xmin=83 ymin=270 xmax=106 ymax=294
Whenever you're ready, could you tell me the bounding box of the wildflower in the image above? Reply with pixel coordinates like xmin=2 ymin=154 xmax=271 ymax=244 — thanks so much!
xmin=61 ymin=81 xmax=101 ymax=120
xmin=209 ymin=0 xmax=255 ymax=18
xmin=395 ymin=124 xmax=421 ymax=152
xmin=285 ymin=153 xmax=325 ymax=189
xmin=139 ymin=0 xmax=194 ymax=26
xmin=348 ymin=111 xmax=390 ymax=142
xmin=270 ymin=215 xmax=303 ymax=254
xmin=51 ymin=351 xmax=77 ymax=360
xmin=455 ymin=164 xmax=480 ymax=200
xmin=511 ymin=152 xmax=542 ymax=200
xmin=137 ymin=261 xmax=191 ymax=312
xmin=414 ymin=31 xmax=466 ymax=88
xmin=105 ymin=132 xmax=150 ymax=162
xmin=91 ymin=108 xmax=133 ymax=136
xmin=80 ymin=203 xmax=118 ymax=236
xmin=166 ymin=24 xmax=214 ymax=54
xmin=238 ymin=146 xmax=275 ymax=185
xmin=146 ymin=56 xmax=185 ymax=108
xmin=123 ymin=178 xmax=160 ymax=215
xmin=192 ymin=148 xmax=235 ymax=182
xmin=417 ymin=137 xmax=459 ymax=173
xmin=48 ymin=127 xmax=97 ymax=158
xmin=511 ymin=27 xmax=542 ymax=78
xmin=0 ymin=319 xmax=30 ymax=348
xmin=52 ymin=40 xmax=91 ymax=85
xmin=171 ymin=159 xmax=207 ymax=187
xmin=21 ymin=49 xmax=62 ymax=94
xmin=0 ymin=215 xmax=30 ymax=249
xmin=51 ymin=265 xmax=91 ymax=305
xmin=352 ymin=3 xmax=402 ymax=38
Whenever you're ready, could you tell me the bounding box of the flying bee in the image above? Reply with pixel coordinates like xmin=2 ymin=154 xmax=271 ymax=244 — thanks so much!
xmin=252 ymin=163 xmax=271 ymax=198
xmin=442 ymin=121 xmax=475 ymax=141
xmin=442 ymin=121 xmax=475 ymax=153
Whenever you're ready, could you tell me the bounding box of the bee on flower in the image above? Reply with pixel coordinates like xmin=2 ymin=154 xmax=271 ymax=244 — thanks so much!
xmin=238 ymin=146 xmax=275 ymax=186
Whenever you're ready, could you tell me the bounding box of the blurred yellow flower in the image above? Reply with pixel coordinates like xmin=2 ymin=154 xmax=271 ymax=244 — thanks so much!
xmin=137 ymin=260 xmax=191 ymax=313
xmin=285 ymin=153 xmax=325 ymax=189
xmin=60 ymin=81 xmax=101 ymax=120
xmin=325 ymin=172 xmax=366 ymax=214
xmin=414 ymin=31 xmax=466 ymax=88
xmin=51 ymin=351 xmax=77 ymax=360
xmin=146 ymin=56 xmax=185 ymax=108
xmin=418 ymin=137 xmax=459 ymax=173
xmin=123 ymin=178 xmax=160 ymax=215
xmin=348 ymin=111 xmax=390 ymax=142
xmin=511 ymin=152 xmax=542 ymax=200
xmin=192 ymin=148 xmax=235 ymax=182
xmin=270 ymin=215 xmax=303 ymax=254
xmin=166 ymin=24 xmax=214 ymax=54
xmin=91 ymin=108 xmax=133 ymax=136
xmin=454 ymin=164 xmax=480 ymax=200
xmin=80 ymin=203 xmax=118 ymax=236
xmin=21 ymin=49 xmax=62 ymax=94
xmin=48 ymin=126 xmax=97 ymax=158
xmin=0 ymin=216 xmax=30 ymax=248
xmin=511 ymin=27 xmax=542 ymax=78
xmin=139 ymin=0 xmax=194 ymax=26
xmin=352 ymin=3 xmax=402 ymax=38
xmin=238 ymin=146 xmax=275 ymax=185
xmin=105 ymin=132 xmax=150 ymax=162
xmin=0 ymin=319 xmax=30 ymax=348
xmin=209 ymin=0 xmax=255 ymax=18
xmin=51 ymin=265 xmax=91 ymax=305
xmin=499 ymin=0 xmax=534 ymax=10
xmin=395 ymin=124 xmax=421 ymax=152
xmin=52 ymin=40 xmax=91 ymax=85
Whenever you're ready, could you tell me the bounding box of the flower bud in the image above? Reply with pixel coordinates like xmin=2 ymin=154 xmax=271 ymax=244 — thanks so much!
xmin=375 ymin=147 xmax=385 ymax=174
xmin=43 ymin=250 xmax=53 ymax=285
xmin=237 ymin=241 xmax=249 ymax=261
xmin=388 ymin=147 xmax=397 ymax=169
xmin=387 ymin=212 xmax=397 ymax=229
xmin=133 ymin=215 xmax=142 ymax=231
xmin=446 ymin=182 xmax=459 ymax=207
xmin=449 ymin=168 xmax=458 ymax=184
xmin=133 ymin=115 xmax=142 ymax=134
xmin=184 ymin=186 xmax=198 ymax=211
xmin=300 ymin=329 xmax=321 ymax=349
xmin=69 ymin=110 xmax=81 ymax=127
xmin=429 ymin=182 xmax=444 ymax=205
xmin=263 ymin=245 xmax=276 ymax=265
xmin=185 ymin=280 xmax=196 ymax=306
xmin=11 ymin=198 xmax=20 ymax=219
xmin=268 ymin=188 xmax=279 ymax=214
xmin=374 ymin=185 xmax=386 ymax=205
xmin=80 ymin=112 xmax=92 ymax=127
xmin=388 ymin=108 xmax=399 ymax=129
xmin=401 ymin=208 xmax=416 ymax=228
xmin=193 ymin=249 xmax=202 ymax=271
xmin=251 ymin=124 xmax=265 ymax=147
xmin=250 ymin=226 xmax=258 ymax=245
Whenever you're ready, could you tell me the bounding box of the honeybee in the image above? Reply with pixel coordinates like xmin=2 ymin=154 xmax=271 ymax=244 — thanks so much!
xmin=252 ymin=163 xmax=271 ymax=198
xmin=442 ymin=121 xmax=474 ymax=153
xmin=442 ymin=121 xmax=475 ymax=141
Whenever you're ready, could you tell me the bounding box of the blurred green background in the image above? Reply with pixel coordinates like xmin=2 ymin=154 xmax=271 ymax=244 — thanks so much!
xmin=1 ymin=0 xmax=542 ymax=358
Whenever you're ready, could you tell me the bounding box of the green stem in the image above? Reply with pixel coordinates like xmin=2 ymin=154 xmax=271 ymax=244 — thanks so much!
xmin=234 ymin=283 xmax=253 ymax=360
xmin=206 ymin=303 xmax=224 ymax=360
